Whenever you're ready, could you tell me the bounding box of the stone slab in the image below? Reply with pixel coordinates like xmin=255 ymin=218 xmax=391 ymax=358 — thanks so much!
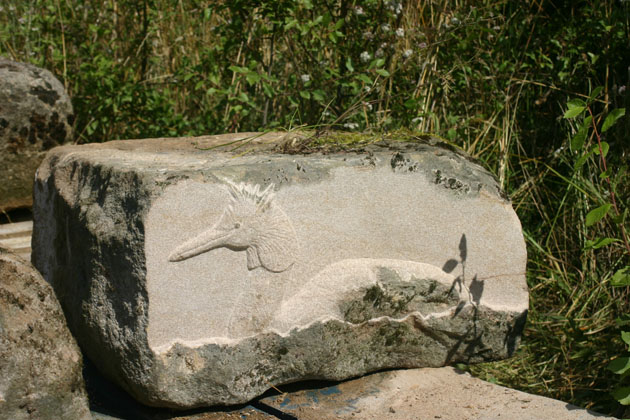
xmin=262 ymin=367 xmax=615 ymax=420
xmin=32 ymin=132 xmax=528 ymax=408
xmin=0 ymin=221 xmax=33 ymax=261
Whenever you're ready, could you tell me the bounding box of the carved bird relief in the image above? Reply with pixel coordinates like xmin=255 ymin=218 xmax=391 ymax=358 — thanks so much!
xmin=168 ymin=180 xmax=298 ymax=273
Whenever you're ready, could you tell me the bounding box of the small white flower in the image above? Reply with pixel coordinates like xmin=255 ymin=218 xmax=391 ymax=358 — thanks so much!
xmin=375 ymin=48 xmax=385 ymax=58
xmin=9 ymin=5 xmax=15 ymax=11
xmin=418 ymin=42 xmax=427 ymax=49
xmin=300 ymin=74 xmax=311 ymax=83
xmin=343 ymin=122 xmax=360 ymax=130
xmin=322 ymin=110 xmax=331 ymax=117
xmin=403 ymin=49 xmax=413 ymax=58
xmin=493 ymin=25 xmax=501 ymax=31
xmin=364 ymin=86 xmax=372 ymax=93
xmin=31 ymin=27 xmax=39 ymax=32
xmin=619 ymin=85 xmax=627 ymax=95
xmin=412 ymin=116 xmax=423 ymax=124
xmin=360 ymin=51 xmax=371 ymax=63
xmin=451 ymin=17 xmax=460 ymax=25
xmin=381 ymin=24 xmax=391 ymax=32
xmin=362 ymin=31 xmax=373 ymax=40
xmin=362 ymin=101 xmax=373 ymax=111
xmin=18 ymin=17 xmax=26 ymax=24
xmin=395 ymin=28 xmax=404 ymax=37
xmin=354 ymin=6 xmax=365 ymax=15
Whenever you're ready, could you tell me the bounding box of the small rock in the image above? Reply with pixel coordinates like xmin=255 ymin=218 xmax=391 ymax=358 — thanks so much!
xmin=0 ymin=58 xmax=73 ymax=212
xmin=0 ymin=248 xmax=90 ymax=420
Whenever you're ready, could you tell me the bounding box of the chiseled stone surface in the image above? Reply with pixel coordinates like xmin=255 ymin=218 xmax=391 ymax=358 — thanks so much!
xmin=0 ymin=248 xmax=91 ymax=420
xmin=262 ymin=367 xmax=615 ymax=420
xmin=0 ymin=58 xmax=74 ymax=211
xmin=32 ymin=132 xmax=528 ymax=408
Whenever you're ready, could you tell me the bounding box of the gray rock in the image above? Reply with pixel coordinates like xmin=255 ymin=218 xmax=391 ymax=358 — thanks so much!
xmin=0 ymin=58 xmax=73 ymax=212
xmin=32 ymin=132 xmax=528 ymax=408
xmin=0 ymin=248 xmax=91 ymax=420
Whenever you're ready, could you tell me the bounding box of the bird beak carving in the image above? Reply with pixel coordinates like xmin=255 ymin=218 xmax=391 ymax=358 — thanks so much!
xmin=168 ymin=227 xmax=232 ymax=262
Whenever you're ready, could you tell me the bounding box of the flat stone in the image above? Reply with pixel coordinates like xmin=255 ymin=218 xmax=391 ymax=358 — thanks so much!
xmin=0 ymin=58 xmax=74 ymax=212
xmin=32 ymin=132 xmax=528 ymax=408
xmin=0 ymin=248 xmax=91 ymax=420
xmin=0 ymin=221 xmax=33 ymax=261
xmin=262 ymin=367 xmax=614 ymax=420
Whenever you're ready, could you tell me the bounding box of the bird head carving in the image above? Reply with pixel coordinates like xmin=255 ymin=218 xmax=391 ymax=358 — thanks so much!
xmin=168 ymin=180 xmax=298 ymax=273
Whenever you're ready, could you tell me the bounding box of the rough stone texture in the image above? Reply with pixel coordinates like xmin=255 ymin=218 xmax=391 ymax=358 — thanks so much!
xmin=0 ymin=248 xmax=91 ymax=420
xmin=0 ymin=57 xmax=74 ymax=212
xmin=262 ymin=367 xmax=615 ymax=420
xmin=32 ymin=132 xmax=528 ymax=408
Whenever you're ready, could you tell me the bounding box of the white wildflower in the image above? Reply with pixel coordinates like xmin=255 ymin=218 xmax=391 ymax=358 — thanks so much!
xmin=418 ymin=42 xmax=427 ymax=49
xmin=354 ymin=6 xmax=365 ymax=15
xmin=395 ymin=28 xmax=404 ymax=37
xmin=18 ymin=17 xmax=26 ymax=24
xmin=493 ymin=25 xmax=501 ymax=31
xmin=300 ymin=74 xmax=311 ymax=83
xmin=381 ymin=23 xmax=391 ymax=32
xmin=364 ymin=86 xmax=372 ymax=93
xmin=403 ymin=49 xmax=413 ymax=58
xmin=362 ymin=30 xmax=374 ymax=40
xmin=451 ymin=17 xmax=460 ymax=25
xmin=375 ymin=48 xmax=385 ymax=58
xmin=343 ymin=122 xmax=360 ymax=130
xmin=363 ymin=101 xmax=373 ymax=111
xmin=619 ymin=85 xmax=627 ymax=95
xmin=360 ymin=51 xmax=371 ymax=63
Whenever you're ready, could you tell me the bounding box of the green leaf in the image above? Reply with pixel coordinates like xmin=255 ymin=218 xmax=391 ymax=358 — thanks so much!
xmin=570 ymin=116 xmax=592 ymax=151
xmin=584 ymin=237 xmax=618 ymax=249
xmin=592 ymin=141 xmax=609 ymax=157
xmin=345 ymin=57 xmax=354 ymax=73
xmin=612 ymin=267 xmax=630 ymax=287
xmin=612 ymin=387 xmax=630 ymax=405
xmin=588 ymin=86 xmax=604 ymax=102
xmin=608 ymin=357 xmax=630 ymax=375
xmin=312 ymin=90 xmax=325 ymax=102
xmin=356 ymin=74 xmax=372 ymax=84
xmin=585 ymin=204 xmax=612 ymax=226
xmin=299 ymin=91 xmax=311 ymax=99
xmin=574 ymin=151 xmax=592 ymax=170
xmin=602 ymin=108 xmax=626 ymax=132
xmin=622 ymin=331 xmax=630 ymax=345
xmin=375 ymin=69 xmax=390 ymax=77
xmin=564 ymin=98 xmax=586 ymax=119
xmin=564 ymin=106 xmax=585 ymax=119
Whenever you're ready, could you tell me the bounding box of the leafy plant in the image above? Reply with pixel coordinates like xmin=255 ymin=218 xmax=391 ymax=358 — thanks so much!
xmin=563 ymin=91 xmax=629 ymax=412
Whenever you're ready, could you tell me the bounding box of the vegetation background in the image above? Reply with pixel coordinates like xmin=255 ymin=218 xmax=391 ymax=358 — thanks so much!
xmin=1 ymin=0 xmax=629 ymax=416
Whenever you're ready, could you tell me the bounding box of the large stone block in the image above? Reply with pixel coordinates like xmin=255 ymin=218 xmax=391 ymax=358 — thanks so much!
xmin=0 ymin=248 xmax=91 ymax=420
xmin=32 ymin=132 xmax=528 ymax=408
xmin=0 ymin=58 xmax=74 ymax=212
